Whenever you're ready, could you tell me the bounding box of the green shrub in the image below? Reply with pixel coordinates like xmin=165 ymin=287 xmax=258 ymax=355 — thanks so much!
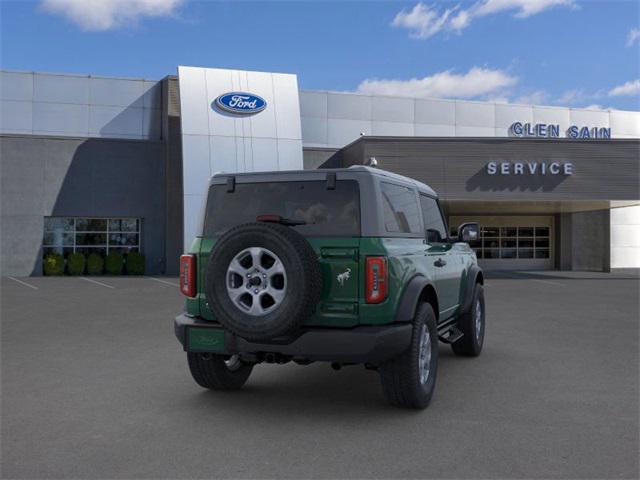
xmin=86 ymin=253 xmax=104 ymax=275
xmin=67 ymin=252 xmax=86 ymax=275
xmin=43 ymin=253 xmax=65 ymax=276
xmin=105 ymin=252 xmax=124 ymax=275
xmin=125 ymin=251 xmax=145 ymax=275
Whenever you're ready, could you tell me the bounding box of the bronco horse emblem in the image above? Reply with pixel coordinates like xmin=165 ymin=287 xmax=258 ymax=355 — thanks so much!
xmin=336 ymin=268 xmax=351 ymax=287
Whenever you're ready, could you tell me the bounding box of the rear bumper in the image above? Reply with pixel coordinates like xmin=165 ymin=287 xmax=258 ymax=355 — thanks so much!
xmin=174 ymin=314 xmax=411 ymax=364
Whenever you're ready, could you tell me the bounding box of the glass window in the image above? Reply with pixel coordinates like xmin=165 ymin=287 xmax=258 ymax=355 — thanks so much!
xmin=501 ymin=227 xmax=517 ymax=237
xmin=380 ymin=182 xmax=421 ymax=234
xmin=475 ymin=224 xmax=551 ymax=261
xmin=76 ymin=219 xmax=108 ymax=231
xmin=42 ymin=217 xmax=141 ymax=259
xmin=518 ymin=227 xmax=534 ymax=237
xmin=482 ymin=227 xmax=499 ymax=237
xmin=419 ymin=195 xmax=447 ymax=243
xmin=204 ymin=180 xmax=361 ymax=237
xmin=109 ymin=219 xmax=139 ymax=232
xmin=44 ymin=217 xmax=74 ymax=231
xmin=43 ymin=231 xmax=74 ymax=246
xmin=535 ymin=238 xmax=549 ymax=248
xmin=518 ymin=239 xmax=534 ymax=248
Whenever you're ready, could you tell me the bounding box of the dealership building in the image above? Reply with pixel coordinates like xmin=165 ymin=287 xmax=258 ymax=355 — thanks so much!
xmin=1 ymin=66 xmax=639 ymax=276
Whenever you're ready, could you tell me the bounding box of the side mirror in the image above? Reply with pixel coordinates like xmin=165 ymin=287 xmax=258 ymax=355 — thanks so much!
xmin=458 ymin=223 xmax=479 ymax=243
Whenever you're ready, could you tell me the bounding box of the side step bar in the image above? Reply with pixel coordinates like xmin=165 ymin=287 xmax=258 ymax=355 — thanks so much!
xmin=438 ymin=325 xmax=463 ymax=344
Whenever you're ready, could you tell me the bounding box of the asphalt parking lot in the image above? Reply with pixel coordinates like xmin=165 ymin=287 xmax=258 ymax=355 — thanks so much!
xmin=1 ymin=271 xmax=638 ymax=479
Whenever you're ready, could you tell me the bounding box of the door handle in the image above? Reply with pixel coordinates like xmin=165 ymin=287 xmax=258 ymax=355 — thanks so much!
xmin=434 ymin=258 xmax=447 ymax=267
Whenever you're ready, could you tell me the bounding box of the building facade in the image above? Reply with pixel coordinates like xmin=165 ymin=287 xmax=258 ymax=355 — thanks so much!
xmin=1 ymin=67 xmax=639 ymax=275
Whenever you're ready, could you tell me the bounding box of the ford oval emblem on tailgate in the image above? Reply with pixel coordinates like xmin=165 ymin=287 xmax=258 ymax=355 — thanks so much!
xmin=214 ymin=92 xmax=267 ymax=115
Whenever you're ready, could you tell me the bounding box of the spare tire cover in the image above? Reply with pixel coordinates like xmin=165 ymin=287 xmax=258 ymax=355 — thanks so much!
xmin=204 ymin=222 xmax=322 ymax=342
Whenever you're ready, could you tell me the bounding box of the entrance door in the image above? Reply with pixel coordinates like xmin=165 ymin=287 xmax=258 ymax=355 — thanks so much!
xmin=449 ymin=216 xmax=554 ymax=270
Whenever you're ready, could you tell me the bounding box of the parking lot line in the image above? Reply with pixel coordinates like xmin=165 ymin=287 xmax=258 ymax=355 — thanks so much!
xmin=80 ymin=277 xmax=115 ymax=289
xmin=7 ymin=276 xmax=38 ymax=290
xmin=146 ymin=277 xmax=179 ymax=287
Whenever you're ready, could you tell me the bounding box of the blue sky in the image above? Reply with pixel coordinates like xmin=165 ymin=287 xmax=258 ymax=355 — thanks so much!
xmin=1 ymin=0 xmax=639 ymax=110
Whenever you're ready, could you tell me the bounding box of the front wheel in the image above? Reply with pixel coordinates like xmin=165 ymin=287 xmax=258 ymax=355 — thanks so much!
xmin=187 ymin=353 xmax=253 ymax=390
xmin=379 ymin=303 xmax=438 ymax=409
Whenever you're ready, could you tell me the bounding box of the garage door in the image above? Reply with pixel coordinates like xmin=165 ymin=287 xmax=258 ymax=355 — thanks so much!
xmin=449 ymin=216 xmax=554 ymax=270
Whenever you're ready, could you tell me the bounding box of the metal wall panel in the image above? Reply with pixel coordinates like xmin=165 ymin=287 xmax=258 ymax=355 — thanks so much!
xmin=371 ymin=121 xmax=414 ymax=136
xmin=299 ymin=91 xmax=327 ymax=117
xmin=34 ymin=73 xmax=89 ymax=104
xmin=610 ymin=110 xmax=640 ymax=137
xmin=90 ymin=77 xmax=145 ymax=107
xmin=89 ymin=105 xmax=143 ymax=137
xmin=1 ymin=70 xmax=161 ymax=140
xmin=0 ymin=100 xmax=32 ymax=133
xmin=301 ymin=116 xmax=328 ymax=145
xmin=33 ymin=102 xmax=89 ymax=136
xmin=327 ymin=92 xmax=371 ymax=120
xmin=455 ymin=101 xmax=495 ymax=127
xmin=1 ymin=71 xmax=33 ymax=101
xmin=415 ymin=98 xmax=455 ymax=125
xmin=372 ymin=96 xmax=414 ymax=123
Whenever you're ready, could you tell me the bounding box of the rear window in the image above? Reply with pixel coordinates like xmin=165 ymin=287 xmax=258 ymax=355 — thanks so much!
xmin=203 ymin=180 xmax=361 ymax=237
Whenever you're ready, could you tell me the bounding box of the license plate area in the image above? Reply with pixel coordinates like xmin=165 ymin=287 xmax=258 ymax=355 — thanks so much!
xmin=186 ymin=327 xmax=225 ymax=353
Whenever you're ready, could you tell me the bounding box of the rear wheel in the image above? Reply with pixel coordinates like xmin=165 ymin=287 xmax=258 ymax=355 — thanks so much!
xmin=451 ymin=284 xmax=485 ymax=356
xmin=187 ymin=353 xmax=253 ymax=390
xmin=379 ymin=303 xmax=438 ymax=409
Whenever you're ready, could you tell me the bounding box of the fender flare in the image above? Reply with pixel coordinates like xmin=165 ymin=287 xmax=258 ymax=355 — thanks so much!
xmin=460 ymin=265 xmax=484 ymax=314
xmin=394 ymin=275 xmax=433 ymax=323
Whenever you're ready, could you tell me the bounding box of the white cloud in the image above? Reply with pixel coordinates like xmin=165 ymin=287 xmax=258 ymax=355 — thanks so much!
xmin=608 ymin=79 xmax=640 ymax=97
xmin=583 ymin=104 xmax=605 ymax=110
xmin=391 ymin=3 xmax=457 ymax=39
xmin=515 ymin=90 xmax=548 ymax=105
xmin=627 ymin=28 xmax=640 ymax=47
xmin=356 ymin=67 xmax=518 ymax=99
xmin=40 ymin=0 xmax=184 ymax=31
xmin=392 ymin=0 xmax=576 ymax=39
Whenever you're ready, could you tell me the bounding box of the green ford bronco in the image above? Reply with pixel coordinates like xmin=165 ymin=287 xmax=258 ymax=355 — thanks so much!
xmin=174 ymin=166 xmax=485 ymax=409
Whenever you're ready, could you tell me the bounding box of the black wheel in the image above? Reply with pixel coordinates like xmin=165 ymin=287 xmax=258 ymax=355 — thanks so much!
xmin=204 ymin=222 xmax=322 ymax=342
xmin=452 ymin=284 xmax=485 ymax=357
xmin=379 ymin=303 xmax=438 ymax=409
xmin=187 ymin=353 xmax=253 ymax=390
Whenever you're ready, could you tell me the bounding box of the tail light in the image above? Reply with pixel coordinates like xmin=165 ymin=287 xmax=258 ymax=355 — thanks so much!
xmin=180 ymin=254 xmax=196 ymax=297
xmin=365 ymin=256 xmax=388 ymax=304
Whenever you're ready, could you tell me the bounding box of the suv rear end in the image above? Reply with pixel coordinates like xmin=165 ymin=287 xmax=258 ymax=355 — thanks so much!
xmin=175 ymin=168 xmax=411 ymax=362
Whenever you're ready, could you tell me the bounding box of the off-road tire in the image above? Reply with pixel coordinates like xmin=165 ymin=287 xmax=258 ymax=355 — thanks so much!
xmin=379 ymin=303 xmax=438 ymax=409
xmin=451 ymin=284 xmax=485 ymax=357
xmin=204 ymin=222 xmax=322 ymax=342
xmin=187 ymin=353 xmax=253 ymax=390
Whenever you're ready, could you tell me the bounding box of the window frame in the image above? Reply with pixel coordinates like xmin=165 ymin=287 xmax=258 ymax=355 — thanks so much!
xmin=418 ymin=193 xmax=450 ymax=244
xmin=42 ymin=217 xmax=142 ymax=257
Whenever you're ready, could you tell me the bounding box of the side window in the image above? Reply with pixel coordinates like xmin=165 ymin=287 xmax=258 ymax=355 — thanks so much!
xmin=380 ymin=182 xmax=422 ymax=234
xmin=419 ymin=195 xmax=448 ymax=243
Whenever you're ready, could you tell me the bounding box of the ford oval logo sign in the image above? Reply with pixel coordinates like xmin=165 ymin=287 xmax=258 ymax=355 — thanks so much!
xmin=214 ymin=92 xmax=267 ymax=115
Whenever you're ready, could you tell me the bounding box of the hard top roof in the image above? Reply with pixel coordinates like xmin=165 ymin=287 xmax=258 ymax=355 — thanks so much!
xmin=208 ymin=166 xmax=437 ymax=197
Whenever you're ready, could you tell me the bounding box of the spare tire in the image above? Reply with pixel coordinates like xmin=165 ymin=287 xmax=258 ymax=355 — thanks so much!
xmin=204 ymin=222 xmax=322 ymax=342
